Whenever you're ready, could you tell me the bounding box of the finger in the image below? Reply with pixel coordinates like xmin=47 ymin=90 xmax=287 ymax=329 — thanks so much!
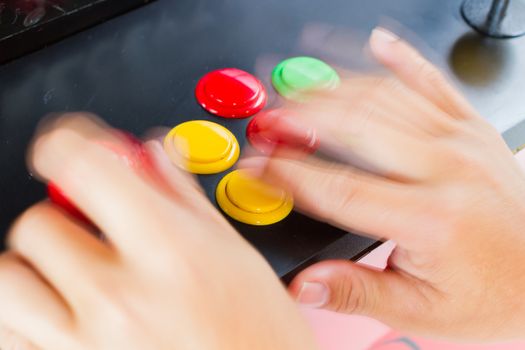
xmin=0 ymin=327 xmax=40 ymax=350
xmin=289 ymin=260 xmax=437 ymax=329
xmin=305 ymin=77 xmax=459 ymax=138
xmin=144 ymin=140 xmax=205 ymax=202
xmin=8 ymin=202 xmax=114 ymax=306
xmin=38 ymin=113 xmax=168 ymax=183
xmin=0 ymin=253 xmax=73 ymax=349
xmin=369 ymin=27 xmax=479 ymax=120
xmin=29 ymin=114 xmax=188 ymax=255
xmin=144 ymin=141 xmax=233 ymax=229
xmin=35 ymin=112 xmax=112 ymax=145
xmin=283 ymin=100 xmax=437 ymax=180
xmin=244 ymin=156 xmax=426 ymax=244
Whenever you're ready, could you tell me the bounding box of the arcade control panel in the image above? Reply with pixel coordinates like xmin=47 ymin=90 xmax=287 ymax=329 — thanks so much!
xmin=1 ymin=0 xmax=525 ymax=281
xmin=0 ymin=0 xmax=154 ymax=64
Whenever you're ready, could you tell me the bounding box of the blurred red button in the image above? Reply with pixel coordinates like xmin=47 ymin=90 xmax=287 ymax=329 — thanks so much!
xmin=47 ymin=182 xmax=91 ymax=225
xmin=246 ymin=109 xmax=319 ymax=155
xmin=99 ymin=131 xmax=151 ymax=172
xmin=47 ymin=131 xmax=150 ymax=226
xmin=196 ymin=68 xmax=267 ymax=118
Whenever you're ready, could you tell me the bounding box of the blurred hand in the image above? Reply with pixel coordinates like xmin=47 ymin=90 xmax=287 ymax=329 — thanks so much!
xmin=0 ymin=116 xmax=316 ymax=350
xmin=246 ymin=28 xmax=525 ymax=341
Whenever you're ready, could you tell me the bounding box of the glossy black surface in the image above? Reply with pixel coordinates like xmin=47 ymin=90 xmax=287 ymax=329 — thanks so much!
xmin=0 ymin=0 xmax=154 ymax=64
xmin=1 ymin=0 xmax=525 ymax=277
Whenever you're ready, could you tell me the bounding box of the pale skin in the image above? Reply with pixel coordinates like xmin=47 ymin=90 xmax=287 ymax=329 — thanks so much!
xmin=0 ymin=27 xmax=525 ymax=349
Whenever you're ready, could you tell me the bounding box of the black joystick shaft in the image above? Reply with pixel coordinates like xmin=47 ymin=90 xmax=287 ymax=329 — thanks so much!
xmin=462 ymin=0 xmax=525 ymax=38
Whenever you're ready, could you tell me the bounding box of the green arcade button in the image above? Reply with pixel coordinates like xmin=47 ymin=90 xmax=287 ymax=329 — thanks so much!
xmin=272 ymin=56 xmax=340 ymax=101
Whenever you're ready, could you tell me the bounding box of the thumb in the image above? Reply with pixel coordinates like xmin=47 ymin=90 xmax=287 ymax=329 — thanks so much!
xmin=289 ymin=260 xmax=433 ymax=322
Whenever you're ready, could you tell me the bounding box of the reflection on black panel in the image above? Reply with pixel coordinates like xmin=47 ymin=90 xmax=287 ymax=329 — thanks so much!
xmin=0 ymin=0 xmax=154 ymax=64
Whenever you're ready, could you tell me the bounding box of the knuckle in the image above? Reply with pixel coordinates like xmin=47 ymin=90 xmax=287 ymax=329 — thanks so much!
xmin=81 ymin=276 xmax=140 ymax=329
xmin=94 ymin=299 xmax=140 ymax=335
xmin=54 ymin=111 xmax=96 ymax=124
xmin=44 ymin=126 xmax=82 ymax=152
xmin=33 ymin=127 xmax=81 ymax=166
xmin=390 ymin=248 xmax=444 ymax=275
xmin=33 ymin=117 xmax=106 ymax=175
xmin=149 ymin=249 xmax=197 ymax=278
xmin=365 ymin=77 xmax=406 ymax=102
xmin=332 ymin=273 xmax=368 ymax=315
xmin=302 ymin=170 xmax=358 ymax=221
xmin=49 ymin=137 xmax=100 ymax=183
xmin=374 ymin=76 xmax=404 ymax=93
xmin=344 ymin=101 xmax=376 ymax=136
xmin=328 ymin=173 xmax=361 ymax=220
xmin=426 ymin=188 xmax=476 ymax=241
xmin=438 ymin=143 xmax=485 ymax=176
xmin=46 ymin=112 xmax=102 ymax=134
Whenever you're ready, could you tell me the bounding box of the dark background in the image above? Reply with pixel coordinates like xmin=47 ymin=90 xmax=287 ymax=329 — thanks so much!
xmin=1 ymin=0 xmax=525 ymax=277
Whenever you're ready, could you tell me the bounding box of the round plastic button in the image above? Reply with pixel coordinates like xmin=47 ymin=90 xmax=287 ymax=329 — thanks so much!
xmin=196 ymin=68 xmax=268 ymax=118
xmin=272 ymin=57 xmax=339 ymax=101
xmin=164 ymin=120 xmax=240 ymax=174
xmin=216 ymin=170 xmax=294 ymax=226
xmin=246 ymin=109 xmax=319 ymax=155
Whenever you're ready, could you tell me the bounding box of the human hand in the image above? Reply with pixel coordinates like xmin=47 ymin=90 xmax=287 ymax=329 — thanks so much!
xmin=0 ymin=116 xmax=316 ymax=350
xmin=244 ymin=28 xmax=525 ymax=341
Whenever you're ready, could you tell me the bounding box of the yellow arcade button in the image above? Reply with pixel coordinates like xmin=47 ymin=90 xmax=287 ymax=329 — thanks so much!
xmin=216 ymin=170 xmax=294 ymax=226
xmin=164 ymin=120 xmax=240 ymax=174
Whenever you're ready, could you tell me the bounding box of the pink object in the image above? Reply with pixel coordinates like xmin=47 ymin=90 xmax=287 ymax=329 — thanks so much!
xmin=516 ymin=148 xmax=525 ymax=172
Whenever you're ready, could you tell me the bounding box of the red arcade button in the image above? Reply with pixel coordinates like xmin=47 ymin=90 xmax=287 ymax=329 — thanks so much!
xmin=47 ymin=182 xmax=91 ymax=225
xmin=196 ymin=68 xmax=267 ymax=118
xmin=246 ymin=109 xmax=319 ymax=155
xmin=47 ymin=131 xmax=150 ymax=226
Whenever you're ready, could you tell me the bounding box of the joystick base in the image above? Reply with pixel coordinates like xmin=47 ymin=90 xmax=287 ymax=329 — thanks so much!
xmin=462 ymin=0 xmax=525 ymax=38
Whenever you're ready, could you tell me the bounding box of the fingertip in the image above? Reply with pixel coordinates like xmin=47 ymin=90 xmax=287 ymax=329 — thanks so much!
xmin=369 ymin=27 xmax=401 ymax=61
xmin=288 ymin=260 xmax=350 ymax=298
xmin=237 ymin=156 xmax=270 ymax=173
xmin=29 ymin=127 xmax=85 ymax=184
xmin=290 ymin=260 xmax=387 ymax=315
xmin=238 ymin=153 xmax=295 ymax=180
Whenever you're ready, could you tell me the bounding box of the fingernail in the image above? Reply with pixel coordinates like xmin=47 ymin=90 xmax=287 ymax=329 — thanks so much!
xmin=370 ymin=27 xmax=400 ymax=57
xmin=371 ymin=27 xmax=399 ymax=43
xmin=296 ymin=282 xmax=330 ymax=308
